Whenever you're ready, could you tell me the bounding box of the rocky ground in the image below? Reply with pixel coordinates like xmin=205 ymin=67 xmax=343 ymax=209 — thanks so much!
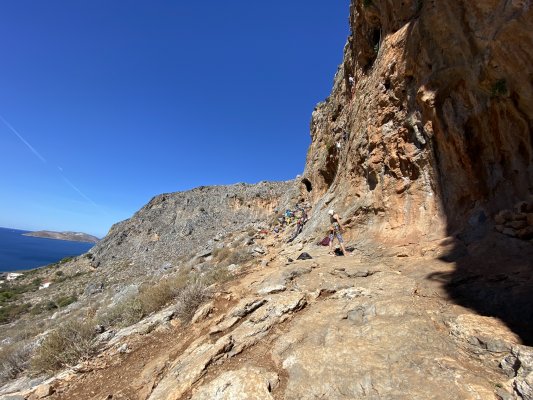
xmin=3 ymin=229 xmax=531 ymax=400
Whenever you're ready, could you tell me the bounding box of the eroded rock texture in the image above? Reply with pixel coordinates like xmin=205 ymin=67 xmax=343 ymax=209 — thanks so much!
xmin=303 ymin=0 xmax=533 ymax=242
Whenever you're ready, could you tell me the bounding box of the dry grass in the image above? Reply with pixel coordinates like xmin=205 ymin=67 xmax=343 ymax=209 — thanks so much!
xmin=0 ymin=341 xmax=33 ymax=384
xmin=212 ymin=247 xmax=232 ymax=263
xmin=97 ymin=271 xmax=195 ymax=328
xmin=97 ymin=298 xmax=144 ymax=328
xmin=31 ymin=320 xmax=97 ymax=374
xmin=202 ymin=265 xmax=233 ymax=285
xmin=212 ymin=247 xmax=253 ymax=267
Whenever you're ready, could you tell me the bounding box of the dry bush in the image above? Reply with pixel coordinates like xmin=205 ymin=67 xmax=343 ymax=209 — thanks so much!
xmin=97 ymin=298 xmax=144 ymax=328
xmin=213 ymin=246 xmax=253 ymax=268
xmin=31 ymin=320 xmax=97 ymax=374
xmin=212 ymin=247 xmax=231 ymax=263
xmin=98 ymin=272 xmax=191 ymax=328
xmin=0 ymin=341 xmax=33 ymax=384
xmin=175 ymin=280 xmax=211 ymax=322
xmin=202 ymin=266 xmax=233 ymax=285
xmin=137 ymin=281 xmax=174 ymax=316
xmin=224 ymin=248 xmax=254 ymax=267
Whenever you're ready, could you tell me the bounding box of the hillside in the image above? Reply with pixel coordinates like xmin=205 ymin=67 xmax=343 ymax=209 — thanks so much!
xmin=1 ymin=1 xmax=532 ymax=399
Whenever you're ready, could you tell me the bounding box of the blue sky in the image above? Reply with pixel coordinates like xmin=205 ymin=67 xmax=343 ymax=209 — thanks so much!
xmin=0 ymin=1 xmax=350 ymax=238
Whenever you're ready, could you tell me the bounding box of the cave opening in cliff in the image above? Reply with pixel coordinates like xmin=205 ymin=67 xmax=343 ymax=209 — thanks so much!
xmin=302 ymin=178 xmax=313 ymax=192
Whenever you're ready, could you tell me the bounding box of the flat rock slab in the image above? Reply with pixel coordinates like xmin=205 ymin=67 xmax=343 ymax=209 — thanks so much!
xmin=191 ymin=367 xmax=278 ymax=400
xmin=272 ymin=300 xmax=501 ymax=400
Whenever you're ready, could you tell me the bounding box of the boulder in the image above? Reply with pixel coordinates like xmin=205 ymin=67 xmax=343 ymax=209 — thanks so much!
xmin=253 ymin=247 xmax=266 ymax=255
xmin=32 ymin=384 xmax=54 ymax=399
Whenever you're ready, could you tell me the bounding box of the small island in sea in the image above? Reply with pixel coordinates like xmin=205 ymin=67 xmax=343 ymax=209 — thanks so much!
xmin=23 ymin=230 xmax=100 ymax=244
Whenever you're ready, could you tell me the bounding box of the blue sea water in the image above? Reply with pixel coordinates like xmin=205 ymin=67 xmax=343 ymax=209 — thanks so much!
xmin=0 ymin=227 xmax=94 ymax=272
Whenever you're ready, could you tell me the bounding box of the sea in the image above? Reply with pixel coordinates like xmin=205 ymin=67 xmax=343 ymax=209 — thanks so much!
xmin=0 ymin=227 xmax=95 ymax=273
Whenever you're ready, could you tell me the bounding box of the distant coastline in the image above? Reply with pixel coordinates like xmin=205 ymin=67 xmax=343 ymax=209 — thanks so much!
xmin=23 ymin=230 xmax=100 ymax=244
xmin=0 ymin=228 xmax=95 ymax=272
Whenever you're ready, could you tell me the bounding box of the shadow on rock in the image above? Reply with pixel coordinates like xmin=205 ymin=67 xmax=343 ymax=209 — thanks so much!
xmin=427 ymin=229 xmax=533 ymax=346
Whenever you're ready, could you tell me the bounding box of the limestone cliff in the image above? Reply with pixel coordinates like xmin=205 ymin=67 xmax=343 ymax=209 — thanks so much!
xmin=302 ymin=0 xmax=533 ymax=243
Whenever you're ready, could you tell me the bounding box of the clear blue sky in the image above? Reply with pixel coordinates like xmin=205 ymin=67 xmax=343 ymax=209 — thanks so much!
xmin=0 ymin=1 xmax=350 ymax=238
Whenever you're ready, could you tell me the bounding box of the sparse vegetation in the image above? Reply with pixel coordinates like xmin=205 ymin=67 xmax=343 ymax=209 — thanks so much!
xmin=324 ymin=136 xmax=335 ymax=152
xmin=0 ymin=303 xmax=32 ymax=324
xmin=31 ymin=319 xmax=98 ymax=374
xmin=97 ymin=297 xmax=145 ymax=328
xmin=0 ymin=341 xmax=33 ymax=384
xmin=55 ymin=294 xmax=78 ymax=308
xmin=225 ymin=249 xmax=254 ymax=267
xmin=202 ymin=265 xmax=233 ymax=285
xmin=212 ymin=247 xmax=253 ymax=267
xmin=212 ymin=246 xmax=231 ymax=262
xmin=174 ymin=279 xmax=210 ymax=322
xmin=363 ymin=0 xmax=373 ymax=7
xmin=96 ymin=267 xmax=223 ymax=329
xmin=97 ymin=272 xmax=189 ymax=328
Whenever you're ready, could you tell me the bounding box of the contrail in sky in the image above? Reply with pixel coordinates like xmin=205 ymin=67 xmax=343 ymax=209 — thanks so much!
xmin=0 ymin=114 xmax=47 ymax=164
xmin=0 ymin=114 xmax=99 ymax=208
xmin=61 ymin=176 xmax=99 ymax=208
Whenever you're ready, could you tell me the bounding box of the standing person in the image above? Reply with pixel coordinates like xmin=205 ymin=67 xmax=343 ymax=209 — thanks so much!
xmin=328 ymin=209 xmax=347 ymax=256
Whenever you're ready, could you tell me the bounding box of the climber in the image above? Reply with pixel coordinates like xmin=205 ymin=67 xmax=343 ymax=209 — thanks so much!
xmin=287 ymin=207 xmax=309 ymax=243
xmin=328 ymin=209 xmax=348 ymax=256
xmin=348 ymin=76 xmax=356 ymax=97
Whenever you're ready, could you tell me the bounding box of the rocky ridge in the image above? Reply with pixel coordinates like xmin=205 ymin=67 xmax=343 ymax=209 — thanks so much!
xmin=88 ymin=180 xmax=299 ymax=284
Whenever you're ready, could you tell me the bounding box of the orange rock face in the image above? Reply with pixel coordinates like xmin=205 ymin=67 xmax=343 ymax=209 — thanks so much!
xmin=302 ymin=0 xmax=533 ymax=242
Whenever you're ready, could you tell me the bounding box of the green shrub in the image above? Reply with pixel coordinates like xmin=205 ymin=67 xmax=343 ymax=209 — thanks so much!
xmin=55 ymin=295 xmax=78 ymax=308
xmin=31 ymin=320 xmax=97 ymax=374
xmin=0 ymin=303 xmax=31 ymax=324
xmin=31 ymin=278 xmax=43 ymax=287
xmin=363 ymin=0 xmax=372 ymax=7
